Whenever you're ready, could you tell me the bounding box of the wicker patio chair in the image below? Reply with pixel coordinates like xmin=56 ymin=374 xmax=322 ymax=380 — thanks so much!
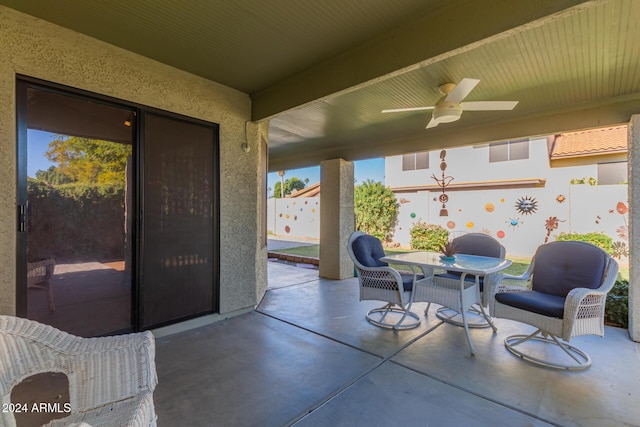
xmin=425 ymin=233 xmax=505 ymax=328
xmin=0 ymin=316 xmax=158 ymax=426
xmin=27 ymin=258 xmax=56 ymax=311
xmin=491 ymin=241 xmax=618 ymax=370
xmin=348 ymin=231 xmax=420 ymax=330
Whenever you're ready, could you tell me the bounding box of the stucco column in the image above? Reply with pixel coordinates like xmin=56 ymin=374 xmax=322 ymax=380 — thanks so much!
xmin=319 ymin=159 xmax=354 ymax=279
xmin=629 ymin=116 xmax=640 ymax=342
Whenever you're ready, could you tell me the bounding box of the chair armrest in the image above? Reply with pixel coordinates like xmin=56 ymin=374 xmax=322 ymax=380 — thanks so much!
xmin=485 ymin=270 xmax=532 ymax=313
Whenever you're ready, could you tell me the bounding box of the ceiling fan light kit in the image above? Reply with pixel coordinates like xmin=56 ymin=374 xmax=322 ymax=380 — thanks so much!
xmin=382 ymin=78 xmax=518 ymax=130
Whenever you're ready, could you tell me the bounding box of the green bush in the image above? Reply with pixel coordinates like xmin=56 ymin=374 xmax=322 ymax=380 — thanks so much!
xmin=606 ymin=280 xmax=628 ymax=328
xmin=409 ymin=221 xmax=449 ymax=251
xmin=354 ymin=180 xmax=399 ymax=242
xmin=555 ymin=232 xmax=614 ymax=255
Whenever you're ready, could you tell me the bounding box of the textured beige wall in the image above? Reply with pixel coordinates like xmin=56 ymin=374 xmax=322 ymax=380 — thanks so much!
xmin=0 ymin=7 xmax=266 ymax=317
xmin=629 ymin=116 xmax=639 ymax=342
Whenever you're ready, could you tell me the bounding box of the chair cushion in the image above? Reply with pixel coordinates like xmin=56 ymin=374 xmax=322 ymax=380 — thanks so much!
xmin=495 ymin=290 xmax=566 ymax=318
xmin=399 ymin=273 xmax=424 ymax=292
xmin=453 ymin=233 xmax=503 ymax=258
xmin=532 ymin=241 xmax=608 ymax=297
xmin=352 ymin=234 xmax=388 ymax=268
xmin=435 ymin=272 xmax=484 ymax=291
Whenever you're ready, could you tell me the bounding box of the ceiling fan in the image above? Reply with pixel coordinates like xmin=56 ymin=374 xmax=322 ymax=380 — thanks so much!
xmin=382 ymin=78 xmax=518 ymax=129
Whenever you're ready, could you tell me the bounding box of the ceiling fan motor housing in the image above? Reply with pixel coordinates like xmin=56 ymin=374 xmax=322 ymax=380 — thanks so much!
xmin=433 ymin=101 xmax=462 ymax=123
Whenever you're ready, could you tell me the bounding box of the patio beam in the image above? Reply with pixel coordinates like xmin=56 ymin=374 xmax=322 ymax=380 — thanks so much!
xmin=251 ymin=0 xmax=604 ymax=121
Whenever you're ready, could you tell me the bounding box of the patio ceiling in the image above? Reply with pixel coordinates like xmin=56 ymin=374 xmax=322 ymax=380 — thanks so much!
xmin=3 ymin=0 xmax=640 ymax=171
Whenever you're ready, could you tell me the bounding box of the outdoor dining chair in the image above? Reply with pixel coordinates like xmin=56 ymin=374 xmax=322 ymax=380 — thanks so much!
xmin=348 ymin=231 xmax=420 ymax=330
xmin=490 ymin=240 xmax=618 ymax=370
xmin=428 ymin=233 xmax=505 ymax=327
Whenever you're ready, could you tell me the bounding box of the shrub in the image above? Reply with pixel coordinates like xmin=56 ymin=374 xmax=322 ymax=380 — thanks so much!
xmin=354 ymin=180 xmax=399 ymax=242
xmin=409 ymin=221 xmax=449 ymax=251
xmin=555 ymin=232 xmax=614 ymax=255
xmin=606 ymin=279 xmax=628 ymax=328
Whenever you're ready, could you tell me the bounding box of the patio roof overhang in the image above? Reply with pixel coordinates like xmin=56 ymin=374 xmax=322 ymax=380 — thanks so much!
xmin=1 ymin=0 xmax=639 ymax=171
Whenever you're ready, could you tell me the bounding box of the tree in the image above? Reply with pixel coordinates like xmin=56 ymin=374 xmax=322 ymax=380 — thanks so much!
xmin=354 ymin=180 xmax=399 ymax=242
xmin=272 ymin=176 xmax=306 ymax=198
xmin=45 ymin=136 xmax=131 ymax=185
xmin=35 ymin=166 xmax=72 ymax=185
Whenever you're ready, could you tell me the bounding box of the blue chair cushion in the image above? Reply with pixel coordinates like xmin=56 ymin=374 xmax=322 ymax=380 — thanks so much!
xmin=352 ymin=234 xmax=388 ymax=268
xmin=531 ymin=241 xmax=607 ymax=297
xmin=453 ymin=233 xmax=503 ymax=258
xmin=399 ymin=273 xmax=424 ymax=292
xmin=495 ymin=290 xmax=566 ymax=318
xmin=435 ymin=272 xmax=484 ymax=291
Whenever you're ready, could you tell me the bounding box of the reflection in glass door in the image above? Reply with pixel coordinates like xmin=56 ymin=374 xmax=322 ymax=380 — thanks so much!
xmin=21 ymin=84 xmax=135 ymax=337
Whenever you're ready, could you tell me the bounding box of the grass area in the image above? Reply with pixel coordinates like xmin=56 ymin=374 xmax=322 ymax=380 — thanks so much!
xmin=269 ymin=244 xmax=629 ymax=281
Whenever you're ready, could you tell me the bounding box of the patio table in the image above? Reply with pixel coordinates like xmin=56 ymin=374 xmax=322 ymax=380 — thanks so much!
xmin=380 ymin=251 xmax=511 ymax=355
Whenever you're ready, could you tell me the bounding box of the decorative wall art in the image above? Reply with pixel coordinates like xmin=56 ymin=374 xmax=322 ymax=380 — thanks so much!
xmin=484 ymin=203 xmax=495 ymax=213
xmin=556 ymin=194 xmax=566 ymax=203
xmin=544 ymin=216 xmax=565 ymax=243
xmin=515 ymin=196 xmax=539 ymax=215
xmin=446 ymin=221 xmax=456 ymax=229
xmin=507 ymin=217 xmax=522 ymax=229
xmin=496 ymin=230 xmax=506 ymax=238
xmin=432 ymin=150 xmax=454 ymax=216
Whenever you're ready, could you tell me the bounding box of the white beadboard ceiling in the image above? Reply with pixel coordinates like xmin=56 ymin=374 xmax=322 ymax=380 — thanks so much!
xmin=2 ymin=0 xmax=639 ymax=170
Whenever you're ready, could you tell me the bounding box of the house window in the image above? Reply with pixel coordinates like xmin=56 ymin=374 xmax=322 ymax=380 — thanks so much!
xmin=402 ymin=152 xmax=429 ymax=171
xmin=489 ymin=139 xmax=529 ymax=162
xmin=598 ymin=161 xmax=628 ymax=185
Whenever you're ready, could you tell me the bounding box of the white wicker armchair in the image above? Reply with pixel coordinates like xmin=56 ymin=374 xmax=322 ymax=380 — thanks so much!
xmin=0 ymin=316 xmax=158 ymax=426
xmin=348 ymin=231 xmax=420 ymax=330
xmin=491 ymin=241 xmax=618 ymax=370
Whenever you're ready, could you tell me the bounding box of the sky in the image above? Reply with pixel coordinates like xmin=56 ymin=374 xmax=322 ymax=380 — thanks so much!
xmin=267 ymin=158 xmax=385 ymax=197
xmin=27 ymin=129 xmax=57 ymax=178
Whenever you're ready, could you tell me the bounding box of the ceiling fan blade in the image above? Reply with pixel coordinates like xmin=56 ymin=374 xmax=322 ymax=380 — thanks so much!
xmin=381 ymin=106 xmax=435 ymax=113
xmin=461 ymin=101 xmax=519 ymax=111
xmin=445 ymin=78 xmax=480 ymax=102
xmin=426 ymin=117 xmax=439 ymax=129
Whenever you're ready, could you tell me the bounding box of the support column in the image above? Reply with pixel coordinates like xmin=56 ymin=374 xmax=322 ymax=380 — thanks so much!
xmin=319 ymin=159 xmax=354 ymax=279
xmin=629 ymin=116 xmax=640 ymax=341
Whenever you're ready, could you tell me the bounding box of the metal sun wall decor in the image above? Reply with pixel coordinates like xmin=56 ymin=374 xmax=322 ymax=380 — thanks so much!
xmin=515 ymin=195 xmax=539 ymax=215
xmin=432 ymin=150 xmax=454 ymax=216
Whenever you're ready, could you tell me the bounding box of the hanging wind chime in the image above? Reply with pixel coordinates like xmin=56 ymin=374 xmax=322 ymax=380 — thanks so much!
xmin=432 ymin=150 xmax=454 ymax=216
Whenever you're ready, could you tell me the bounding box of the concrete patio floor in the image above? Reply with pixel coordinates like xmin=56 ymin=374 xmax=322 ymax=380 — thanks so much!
xmin=154 ymin=262 xmax=640 ymax=427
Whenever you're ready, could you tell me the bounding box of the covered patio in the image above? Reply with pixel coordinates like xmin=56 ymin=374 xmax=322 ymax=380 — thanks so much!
xmin=154 ymin=262 xmax=639 ymax=426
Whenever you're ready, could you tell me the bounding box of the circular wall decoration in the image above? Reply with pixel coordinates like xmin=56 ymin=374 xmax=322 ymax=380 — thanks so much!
xmin=515 ymin=196 xmax=539 ymax=215
xmin=284 ymin=225 xmax=290 ymax=233
xmin=285 ymin=214 xmax=290 ymax=219
xmin=617 ymin=201 xmax=628 ymax=215
xmin=447 ymin=221 xmax=456 ymax=229
xmin=496 ymin=230 xmax=505 ymax=238
xmin=466 ymin=221 xmax=474 ymax=228
xmin=500 ymin=198 xmax=505 ymax=203
xmin=485 ymin=203 xmax=495 ymax=213
xmin=410 ymin=212 xmax=416 ymax=218
xmin=556 ymin=194 xmax=566 ymax=203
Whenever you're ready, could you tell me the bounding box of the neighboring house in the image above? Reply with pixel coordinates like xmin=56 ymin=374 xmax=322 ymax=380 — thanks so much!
xmin=385 ymin=125 xmax=629 ymax=258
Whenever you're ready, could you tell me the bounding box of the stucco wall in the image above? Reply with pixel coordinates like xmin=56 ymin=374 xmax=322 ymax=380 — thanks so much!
xmin=0 ymin=7 xmax=266 ymax=316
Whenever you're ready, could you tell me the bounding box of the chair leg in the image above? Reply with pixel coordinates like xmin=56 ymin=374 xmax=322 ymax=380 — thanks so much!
xmin=46 ymin=280 xmax=55 ymax=311
xmin=366 ymin=303 xmax=420 ymax=330
xmin=504 ymin=329 xmax=591 ymax=370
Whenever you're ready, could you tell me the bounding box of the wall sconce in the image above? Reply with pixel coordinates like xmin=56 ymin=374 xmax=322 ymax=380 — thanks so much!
xmin=241 ymin=142 xmax=250 ymax=153
xmin=432 ymin=150 xmax=454 ymax=216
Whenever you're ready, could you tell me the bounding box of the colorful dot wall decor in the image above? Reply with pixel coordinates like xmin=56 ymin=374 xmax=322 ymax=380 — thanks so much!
xmin=410 ymin=212 xmax=416 ymax=218
xmin=485 ymin=203 xmax=495 ymax=213
xmin=466 ymin=221 xmax=474 ymax=228
xmin=447 ymin=221 xmax=455 ymax=229
xmin=496 ymin=230 xmax=505 ymax=238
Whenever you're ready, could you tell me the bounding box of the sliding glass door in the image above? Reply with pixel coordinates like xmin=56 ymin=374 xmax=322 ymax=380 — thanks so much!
xmin=17 ymin=79 xmax=219 ymax=336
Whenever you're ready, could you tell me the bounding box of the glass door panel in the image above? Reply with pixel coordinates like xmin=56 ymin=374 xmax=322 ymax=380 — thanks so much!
xmin=23 ymin=85 xmax=134 ymax=337
xmin=141 ymin=112 xmax=217 ymax=328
